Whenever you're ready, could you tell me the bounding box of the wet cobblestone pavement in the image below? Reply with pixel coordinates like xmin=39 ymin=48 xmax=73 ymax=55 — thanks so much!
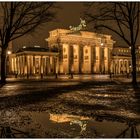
xmin=0 ymin=76 xmax=140 ymax=138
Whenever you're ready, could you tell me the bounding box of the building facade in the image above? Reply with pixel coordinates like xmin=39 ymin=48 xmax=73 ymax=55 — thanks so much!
xmin=46 ymin=29 xmax=115 ymax=74
xmin=9 ymin=47 xmax=59 ymax=77
xmin=111 ymin=46 xmax=140 ymax=75
xmin=7 ymin=29 xmax=140 ymax=77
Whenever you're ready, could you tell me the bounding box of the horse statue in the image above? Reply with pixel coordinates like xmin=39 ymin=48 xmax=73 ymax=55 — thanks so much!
xmin=69 ymin=18 xmax=86 ymax=32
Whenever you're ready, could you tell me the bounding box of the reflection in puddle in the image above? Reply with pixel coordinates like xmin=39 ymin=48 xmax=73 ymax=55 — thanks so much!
xmin=50 ymin=113 xmax=89 ymax=123
xmin=16 ymin=112 xmax=140 ymax=138
xmin=1 ymin=111 xmax=140 ymax=138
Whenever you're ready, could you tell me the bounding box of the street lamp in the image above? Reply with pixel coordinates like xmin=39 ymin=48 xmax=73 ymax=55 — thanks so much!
xmin=101 ymin=43 xmax=104 ymax=46
xmin=7 ymin=50 xmax=11 ymax=55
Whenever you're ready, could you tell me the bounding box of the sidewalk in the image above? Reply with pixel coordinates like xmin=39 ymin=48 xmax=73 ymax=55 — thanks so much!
xmin=113 ymin=77 xmax=140 ymax=85
xmin=1 ymin=74 xmax=140 ymax=86
xmin=5 ymin=74 xmax=111 ymax=82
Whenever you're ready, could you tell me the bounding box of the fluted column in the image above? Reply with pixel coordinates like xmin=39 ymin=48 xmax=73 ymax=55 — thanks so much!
xmin=92 ymin=46 xmax=96 ymax=73
xmin=40 ymin=56 xmax=43 ymax=74
xmin=90 ymin=45 xmax=94 ymax=73
xmin=58 ymin=44 xmax=63 ymax=73
xmin=56 ymin=56 xmax=59 ymax=74
xmin=48 ymin=57 xmax=51 ymax=73
xmin=95 ymin=46 xmax=100 ymax=73
xmin=104 ymin=47 xmax=109 ymax=73
xmin=79 ymin=44 xmax=83 ymax=73
xmin=69 ymin=44 xmax=74 ymax=73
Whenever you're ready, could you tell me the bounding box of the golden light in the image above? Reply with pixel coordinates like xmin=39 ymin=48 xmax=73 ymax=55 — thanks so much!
xmin=7 ymin=50 xmax=12 ymax=55
xmin=101 ymin=43 xmax=104 ymax=46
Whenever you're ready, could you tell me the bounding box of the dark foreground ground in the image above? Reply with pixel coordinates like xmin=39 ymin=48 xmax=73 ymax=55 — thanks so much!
xmin=0 ymin=75 xmax=140 ymax=138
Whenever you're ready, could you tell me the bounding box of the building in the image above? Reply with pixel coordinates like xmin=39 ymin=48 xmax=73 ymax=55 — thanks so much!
xmin=7 ymin=28 xmax=140 ymax=78
xmin=111 ymin=46 xmax=140 ymax=75
xmin=9 ymin=46 xmax=59 ymax=77
xmin=46 ymin=29 xmax=115 ymax=74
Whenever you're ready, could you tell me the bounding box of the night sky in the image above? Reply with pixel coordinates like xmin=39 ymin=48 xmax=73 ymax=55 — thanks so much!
xmin=13 ymin=2 xmax=129 ymax=51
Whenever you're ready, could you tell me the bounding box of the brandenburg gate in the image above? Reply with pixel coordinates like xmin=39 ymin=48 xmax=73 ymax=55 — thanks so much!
xmin=46 ymin=29 xmax=115 ymax=74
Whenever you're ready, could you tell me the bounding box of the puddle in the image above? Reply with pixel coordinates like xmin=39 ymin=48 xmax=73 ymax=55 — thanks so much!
xmin=3 ymin=111 xmax=140 ymax=138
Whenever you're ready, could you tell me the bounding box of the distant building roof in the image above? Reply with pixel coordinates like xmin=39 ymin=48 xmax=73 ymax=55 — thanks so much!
xmin=16 ymin=46 xmax=58 ymax=53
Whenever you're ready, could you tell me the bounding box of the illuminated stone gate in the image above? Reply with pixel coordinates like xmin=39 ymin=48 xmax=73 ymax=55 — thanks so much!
xmin=46 ymin=29 xmax=115 ymax=74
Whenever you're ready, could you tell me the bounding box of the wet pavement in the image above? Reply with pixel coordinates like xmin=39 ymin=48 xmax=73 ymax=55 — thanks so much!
xmin=0 ymin=75 xmax=140 ymax=138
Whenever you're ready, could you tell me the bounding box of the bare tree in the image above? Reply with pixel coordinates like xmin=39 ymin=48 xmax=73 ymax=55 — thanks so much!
xmin=84 ymin=2 xmax=140 ymax=86
xmin=0 ymin=2 xmax=56 ymax=84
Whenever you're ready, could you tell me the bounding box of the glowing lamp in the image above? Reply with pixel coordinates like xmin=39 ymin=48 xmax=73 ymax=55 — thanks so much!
xmin=7 ymin=51 xmax=11 ymax=55
xmin=101 ymin=43 xmax=104 ymax=46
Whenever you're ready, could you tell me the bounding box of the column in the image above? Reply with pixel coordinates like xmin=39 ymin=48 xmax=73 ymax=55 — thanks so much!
xmin=83 ymin=45 xmax=92 ymax=73
xmin=39 ymin=56 xmax=41 ymax=74
xmin=79 ymin=44 xmax=84 ymax=73
xmin=118 ymin=60 xmax=120 ymax=74
xmin=90 ymin=45 xmax=94 ymax=73
xmin=69 ymin=44 xmax=74 ymax=73
xmin=26 ymin=55 xmax=29 ymax=75
xmin=21 ymin=55 xmax=24 ymax=74
xmin=48 ymin=56 xmax=51 ymax=73
xmin=58 ymin=44 xmax=63 ymax=73
xmin=40 ymin=56 xmax=43 ymax=74
xmin=17 ymin=56 xmax=20 ymax=75
xmin=33 ymin=55 xmax=35 ymax=74
xmin=73 ymin=44 xmax=81 ymax=73
xmin=22 ymin=55 xmax=24 ymax=75
xmin=16 ymin=56 xmax=19 ymax=74
xmin=25 ymin=55 xmax=27 ymax=74
xmin=56 ymin=56 xmax=59 ymax=74
xmin=95 ymin=46 xmax=100 ymax=73
xmin=62 ymin=43 xmax=69 ymax=74
xmin=104 ymin=47 xmax=108 ymax=73
xmin=127 ymin=60 xmax=129 ymax=73
xmin=93 ymin=46 xmax=96 ymax=73
xmin=44 ymin=57 xmax=47 ymax=75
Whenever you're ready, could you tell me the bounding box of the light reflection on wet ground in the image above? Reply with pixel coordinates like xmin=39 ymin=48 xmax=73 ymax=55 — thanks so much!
xmin=1 ymin=111 xmax=140 ymax=138
xmin=0 ymin=77 xmax=140 ymax=137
